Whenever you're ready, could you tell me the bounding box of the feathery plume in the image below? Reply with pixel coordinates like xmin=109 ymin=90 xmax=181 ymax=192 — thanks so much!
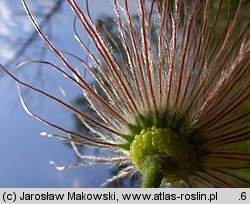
xmin=1 ymin=0 xmax=249 ymax=187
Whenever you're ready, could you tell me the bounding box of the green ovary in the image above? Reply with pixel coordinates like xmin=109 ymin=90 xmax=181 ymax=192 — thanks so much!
xmin=130 ymin=126 xmax=197 ymax=183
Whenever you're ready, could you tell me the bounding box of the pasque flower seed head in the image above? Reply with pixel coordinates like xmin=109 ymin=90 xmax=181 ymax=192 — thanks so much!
xmin=1 ymin=0 xmax=249 ymax=187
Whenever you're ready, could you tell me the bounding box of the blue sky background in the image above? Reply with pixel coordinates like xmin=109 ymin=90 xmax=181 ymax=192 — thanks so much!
xmin=0 ymin=0 xmax=136 ymax=187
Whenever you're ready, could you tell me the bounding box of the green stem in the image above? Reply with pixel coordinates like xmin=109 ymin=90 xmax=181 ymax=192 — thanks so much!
xmin=141 ymin=161 xmax=164 ymax=188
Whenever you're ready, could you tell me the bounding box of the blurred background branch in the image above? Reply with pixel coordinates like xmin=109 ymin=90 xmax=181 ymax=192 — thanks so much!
xmin=1 ymin=0 xmax=66 ymax=70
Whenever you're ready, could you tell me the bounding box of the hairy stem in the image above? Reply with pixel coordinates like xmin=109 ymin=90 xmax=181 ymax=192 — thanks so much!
xmin=141 ymin=161 xmax=164 ymax=188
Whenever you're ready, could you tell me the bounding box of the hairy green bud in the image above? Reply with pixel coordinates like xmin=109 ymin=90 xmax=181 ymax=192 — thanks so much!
xmin=130 ymin=126 xmax=197 ymax=184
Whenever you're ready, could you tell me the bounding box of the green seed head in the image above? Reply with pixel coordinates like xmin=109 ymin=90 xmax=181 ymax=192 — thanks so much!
xmin=123 ymin=111 xmax=207 ymax=186
xmin=129 ymin=119 xmax=199 ymax=183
